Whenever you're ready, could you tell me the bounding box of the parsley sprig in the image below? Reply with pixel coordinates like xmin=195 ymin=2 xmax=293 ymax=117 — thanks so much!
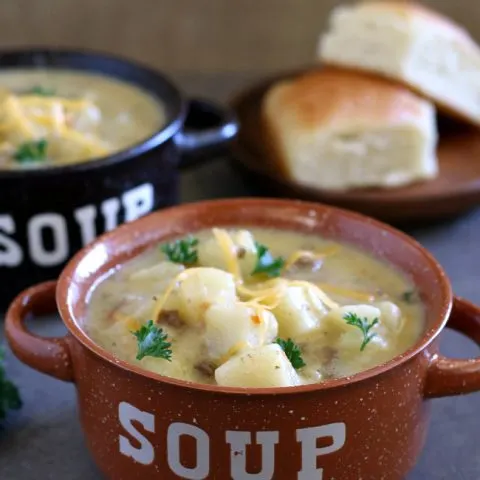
xmin=401 ymin=289 xmax=419 ymax=304
xmin=252 ymin=242 xmax=285 ymax=278
xmin=161 ymin=236 xmax=199 ymax=265
xmin=0 ymin=347 xmax=22 ymax=421
xmin=29 ymin=85 xmax=56 ymax=96
xmin=275 ymin=338 xmax=306 ymax=370
xmin=14 ymin=139 xmax=48 ymax=164
xmin=343 ymin=312 xmax=379 ymax=351
xmin=132 ymin=321 xmax=173 ymax=361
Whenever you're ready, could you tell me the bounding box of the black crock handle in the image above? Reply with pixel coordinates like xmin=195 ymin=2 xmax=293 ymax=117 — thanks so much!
xmin=175 ymin=98 xmax=239 ymax=169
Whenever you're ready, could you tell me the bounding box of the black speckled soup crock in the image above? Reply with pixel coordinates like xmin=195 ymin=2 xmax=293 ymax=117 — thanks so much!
xmin=0 ymin=48 xmax=238 ymax=310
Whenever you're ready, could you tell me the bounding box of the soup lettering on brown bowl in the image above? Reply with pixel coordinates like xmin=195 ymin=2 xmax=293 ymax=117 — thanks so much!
xmin=5 ymin=198 xmax=480 ymax=480
xmin=0 ymin=48 xmax=238 ymax=310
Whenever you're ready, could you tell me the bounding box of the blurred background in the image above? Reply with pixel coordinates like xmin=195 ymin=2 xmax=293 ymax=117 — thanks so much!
xmin=3 ymin=0 xmax=479 ymax=98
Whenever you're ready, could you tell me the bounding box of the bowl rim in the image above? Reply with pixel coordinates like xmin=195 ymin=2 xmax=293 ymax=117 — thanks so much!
xmin=57 ymin=197 xmax=453 ymax=395
xmin=0 ymin=47 xmax=186 ymax=179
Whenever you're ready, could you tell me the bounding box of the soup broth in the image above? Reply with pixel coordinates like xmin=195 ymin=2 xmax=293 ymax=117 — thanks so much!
xmin=0 ymin=69 xmax=165 ymax=169
xmin=86 ymin=227 xmax=424 ymax=388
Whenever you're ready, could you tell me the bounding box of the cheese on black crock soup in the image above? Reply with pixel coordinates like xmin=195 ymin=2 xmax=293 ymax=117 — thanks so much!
xmin=86 ymin=228 xmax=424 ymax=388
xmin=0 ymin=69 xmax=165 ymax=169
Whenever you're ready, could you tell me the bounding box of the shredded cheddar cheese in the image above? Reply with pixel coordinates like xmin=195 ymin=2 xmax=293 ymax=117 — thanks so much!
xmin=19 ymin=95 xmax=93 ymax=110
xmin=237 ymin=282 xmax=284 ymax=306
xmin=0 ymin=89 xmax=110 ymax=165
xmin=240 ymin=278 xmax=338 ymax=311
xmin=210 ymin=228 xmax=339 ymax=310
xmin=57 ymin=125 xmax=108 ymax=156
xmin=149 ymin=230 xmax=343 ymax=346
xmin=286 ymin=281 xmax=338 ymax=310
xmin=212 ymin=228 xmax=242 ymax=280
xmin=5 ymin=96 xmax=35 ymax=136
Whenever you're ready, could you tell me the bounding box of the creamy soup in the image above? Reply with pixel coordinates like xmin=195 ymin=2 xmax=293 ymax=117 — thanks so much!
xmin=0 ymin=69 xmax=165 ymax=169
xmin=86 ymin=228 xmax=424 ymax=388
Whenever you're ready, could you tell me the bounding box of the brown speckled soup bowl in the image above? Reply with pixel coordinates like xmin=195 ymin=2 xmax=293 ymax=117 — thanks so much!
xmin=0 ymin=48 xmax=237 ymax=310
xmin=5 ymin=198 xmax=480 ymax=480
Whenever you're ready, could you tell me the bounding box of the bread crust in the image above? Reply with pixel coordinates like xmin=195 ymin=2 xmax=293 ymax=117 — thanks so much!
xmin=262 ymin=68 xmax=436 ymax=187
xmin=319 ymin=1 xmax=480 ymax=127
xmin=357 ymin=0 xmax=476 ymax=48
xmin=320 ymin=63 xmax=477 ymax=127
xmin=263 ymin=68 xmax=430 ymax=132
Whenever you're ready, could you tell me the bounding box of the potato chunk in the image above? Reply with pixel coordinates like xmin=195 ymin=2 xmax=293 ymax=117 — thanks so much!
xmin=336 ymin=327 xmax=387 ymax=352
xmin=215 ymin=344 xmax=302 ymax=388
xmin=325 ymin=304 xmax=381 ymax=332
xmin=327 ymin=304 xmax=388 ymax=359
xmin=272 ymin=285 xmax=327 ymax=337
xmin=203 ymin=303 xmax=278 ymax=362
xmin=142 ymin=355 xmax=191 ymax=380
xmin=177 ymin=267 xmax=237 ymax=325
xmin=126 ymin=262 xmax=185 ymax=300
xmin=197 ymin=229 xmax=257 ymax=277
xmin=375 ymin=301 xmax=403 ymax=332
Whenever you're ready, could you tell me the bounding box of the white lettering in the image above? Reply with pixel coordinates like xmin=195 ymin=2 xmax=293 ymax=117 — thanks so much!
xmin=118 ymin=402 xmax=155 ymax=466
xmin=27 ymin=213 xmax=68 ymax=267
xmin=296 ymin=423 xmax=346 ymax=480
xmin=0 ymin=183 xmax=156 ymax=269
xmin=226 ymin=431 xmax=279 ymax=480
xmin=0 ymin=215 xmax=23 ymax=267
xmin=122 ymin=183 xmax=154 ymax=222
xmin=74 ymin=205 xmax=97 ymax=246
xmin=101 ymin=197 xmax=121 ymax=232
xmin=167 ymin=422 xmax=210 ymax=480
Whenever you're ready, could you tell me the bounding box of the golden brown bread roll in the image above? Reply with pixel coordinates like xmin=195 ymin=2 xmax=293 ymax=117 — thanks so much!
xmin=262 ymin=69 xmax=438 ymax=191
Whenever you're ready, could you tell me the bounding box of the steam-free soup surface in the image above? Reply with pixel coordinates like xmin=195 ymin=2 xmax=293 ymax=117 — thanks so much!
xmin=0 ymin=69 xmax=165 ymax=169
xmin=86 ymin=228 xmax=424 ymax=388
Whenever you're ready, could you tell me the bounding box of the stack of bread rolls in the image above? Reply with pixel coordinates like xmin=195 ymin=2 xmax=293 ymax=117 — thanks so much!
xmin=263 ymin=1 xmax=480 ymax=191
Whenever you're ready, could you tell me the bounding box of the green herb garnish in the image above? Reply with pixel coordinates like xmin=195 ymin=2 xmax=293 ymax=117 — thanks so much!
xmin=343 ymin=312 xmax=379 ymax=351
xmin=29 ymin=85 xmax=56 ymax=96
xmin=161 ymin=236 xmax=199 ymax=265
xmin=132 ymin=320 xmax=172 ymax=361
xmin=0 ymin=347 xmax=22 ymax=421
xmin=252 ymin=241 xmax=285 ymax=278
xmin=14 ymin=139 xmax=48 ymax=163
xmin=275 ymin=338 xmax=306 ymax=370
xmin=401 ymin=290 xmax=418 ymax=304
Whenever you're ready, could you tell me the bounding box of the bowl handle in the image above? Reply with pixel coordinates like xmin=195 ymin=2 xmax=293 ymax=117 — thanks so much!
xmin=5 ymin=280 xmax=74 ymax=383
xmin=424 ymin=296 xmax=480 ymax=398
xmin=175 ymin=98 xmax=239 ymax=168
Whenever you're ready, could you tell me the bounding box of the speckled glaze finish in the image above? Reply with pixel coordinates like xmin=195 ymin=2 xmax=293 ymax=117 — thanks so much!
xmin=5 ymin=198 xmax=480 ymax=480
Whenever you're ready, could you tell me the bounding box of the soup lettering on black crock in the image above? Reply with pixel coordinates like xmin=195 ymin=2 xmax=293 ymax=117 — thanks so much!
xmin=0 ymin=69 xmax=165 ymax=169
xmin=86 ymin=228 xmax=424 ymax=388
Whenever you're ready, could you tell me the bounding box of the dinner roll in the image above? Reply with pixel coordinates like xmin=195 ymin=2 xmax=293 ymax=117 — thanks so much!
xmin=318 ymin=1 xmax=480 ymax=126
xmin=263 ymin=69 xmax=438 ymax=191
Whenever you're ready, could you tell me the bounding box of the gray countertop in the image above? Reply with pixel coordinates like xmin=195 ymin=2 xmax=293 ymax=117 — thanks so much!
xmin=1 ymin=73 xmax=480 ymax=479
